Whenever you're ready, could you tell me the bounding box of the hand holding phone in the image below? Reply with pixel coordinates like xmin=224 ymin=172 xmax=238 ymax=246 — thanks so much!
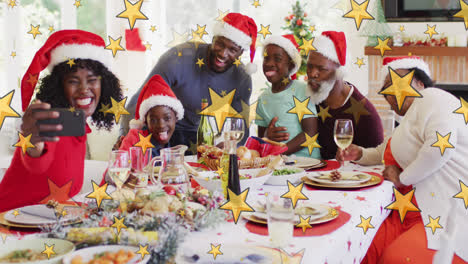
xmin=35 ymin=108 xmax=85 ymax=137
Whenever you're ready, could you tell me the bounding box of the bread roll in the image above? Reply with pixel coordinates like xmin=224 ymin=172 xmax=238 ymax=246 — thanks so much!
xmin=237 ymin=146 xmax=251 ymax=160
xmin=250 ymin=149 xmax=260 ymax=158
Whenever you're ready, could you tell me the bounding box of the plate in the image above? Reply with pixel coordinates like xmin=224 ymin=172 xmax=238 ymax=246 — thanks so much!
xmin=62 ymin=245 xmax=150 ymax=264
xmin=264 ymin=166 xmax=305 ymax=185
xmin=307 ymin=171 xmax=372 ymax=186
xmin=0 ymin=238 xmax=75 ymax=264
xmin=192 ymin=168 xmax=271 ymax=192
xmin=175 ymin=243 xmax=275 ymax=263
xmin=284 ymin=156 xmax=321 ymax=169
xmin=303 ymin=160 xmax=328 ymax=170
xmin=3 ymin=205 xmax=82 ymax=226
xmin=302 ymin=174 xmax=382 ymax=189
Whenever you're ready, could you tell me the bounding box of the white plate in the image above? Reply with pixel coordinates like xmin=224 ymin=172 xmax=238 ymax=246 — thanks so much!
xmin=307 ymin=171 xmax=372 ymax=186
xmin=62 ymin=245 xmax=150 ymax=264
xmin=0 ymin=238 xmax=75 ymax=264
xmin=284 ymin=156 xmax=321 ymax=168
xmin=251 ymin=202 xmax=329 ymax=223
xmin=264 ymin=166 xmax=305 ymax=185
xmin=4 ymin=205 xmax=82 ymax=226
xmin=193 ymin=168 xmax=271 ymax=192
xmin=175 ymin=243 xmax=274 ymax=263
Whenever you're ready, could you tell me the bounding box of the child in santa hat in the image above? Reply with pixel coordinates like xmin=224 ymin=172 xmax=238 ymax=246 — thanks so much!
xmin=118 ymin=74 xmax=184 ymax=157
xmin=255 ymin=34 xmax=320 ymax=158
xmin=0 ymin=29 xmax=123 ymax=212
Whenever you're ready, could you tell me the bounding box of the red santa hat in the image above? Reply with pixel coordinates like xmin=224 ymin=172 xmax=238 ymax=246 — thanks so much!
xmin=20 ymin=29 xmax=112 ymax=112
xmin=263 ymin=34 xmax=302 ymax=78
xmin=381 ymin=56 xmax=431 ymax=79
xmin=313 ymin=31 xmax=347 ymax=79
xmin=213 ymin=12 xmax=258 ymax=74
xmin=129 ymin=75 xmax=184 ymax=130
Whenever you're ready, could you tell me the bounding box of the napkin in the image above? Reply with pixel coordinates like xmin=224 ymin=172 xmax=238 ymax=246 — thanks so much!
xmin=244 ymin=137 xmax=288 ymax=157
xmin=19 ymin=205 xmax=57 ymax=220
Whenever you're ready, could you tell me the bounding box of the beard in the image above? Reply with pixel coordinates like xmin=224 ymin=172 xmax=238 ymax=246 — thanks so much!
xmin=306 ymin=77 xmax=337 ymax=105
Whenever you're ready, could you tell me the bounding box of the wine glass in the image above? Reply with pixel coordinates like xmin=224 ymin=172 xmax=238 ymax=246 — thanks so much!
xmin=334 ymin=119 xmax=354 ymax=166
xmin=223 ymin=118 xmax=245 ymax=143
xmin=129 ymin=147 xmax=152 ymax=188
xmin=108 ymin=150 xmax=131 ymax=192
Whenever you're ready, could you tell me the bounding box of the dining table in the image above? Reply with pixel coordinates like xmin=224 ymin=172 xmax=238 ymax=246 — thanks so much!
xmin=0 ymin=158 xmax=395 ymax=264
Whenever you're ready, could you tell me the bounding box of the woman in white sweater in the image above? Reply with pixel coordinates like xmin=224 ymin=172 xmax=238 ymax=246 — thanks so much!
xmin=337 ymin=56 xmax=468 ymax=263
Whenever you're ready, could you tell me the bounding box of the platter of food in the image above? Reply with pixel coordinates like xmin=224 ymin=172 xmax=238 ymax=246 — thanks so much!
xmin=264 ymin=166 xmax=305 ymax=185
xmin=0 ymin=238 xmax=74 ymax=264
xmin=62 ymin=245 xmax=150 ymax=264
xmin=302 ymin=171 xmax=382 ymax=189
xmin=192 ymin=168 xmax=271 ymax=192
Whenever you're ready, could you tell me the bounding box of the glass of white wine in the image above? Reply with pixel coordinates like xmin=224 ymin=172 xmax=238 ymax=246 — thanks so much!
xmin=334 ymin=119 xmax=354 ymax=166
xmin=108 ymin=150 xmax=131 ymax=192
xmin=223 ymin=118 xmax=245 ymax=144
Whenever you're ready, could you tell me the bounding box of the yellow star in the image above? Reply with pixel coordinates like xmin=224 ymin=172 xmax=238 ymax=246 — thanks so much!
xmin=317 ymin=105 xmax=332 ymax=123
xmin=178 ymin=51 xmax=183 ymax=57
xmin=425 ymin=215 xmax=443 ymax=234
xmin=385 ymin=187 xmax=421 ymax=223
xmin=12 ymin=210 xmax=20 ymax=217
xmin=26 ymin=73 xmax=38 ymax=87
xmin=399 ymin=25 xmax=405 ymax=32
xmin=258 ymin=24 xmax=272 ymax=39
xmin=296 ymin=216 xmax=312 ymax=233
xmin=431 ymin=192 xmax=435 ymax=197
xmin=189 ymin=30 xmax=206 ymax=49
xmin=133 ymin=132 xmax=155 ymax=155
xmin=177 ymin=209 xmax=185 ymax=217
xmin=8 ymin=0 xmax=16 ymax=8
xmin=216 ymin=167 xmax=224 ymax=177
xmin=69 ymin=106 xmax=76 ymax=113
xmin=219 ymin=188 xmax=255 ymax=224
xmin=10 ymin=51 xmax=16 ymax=58
xmin=343 ymin=0 xmax=374 ymax=30
xmin=454 ymin=0 xmax=468 ymax=30
xmin=424 ymin=24 xmax=438 ymax=39
xmin=215 ymin=9 xmax=230 ymax=23
xmin=453 ymin=97 xmax=468 ymax=124
xmin=344 ymin=97 xmax=370 ymax=124
xmin=281 ymin=181 xmax=308 ymax=208
xmin=356 ymin=215 xmax=375 ymax=234
xmin=0 ymin=90 xmax=20 ymax=130
xmin=309 ymin=25 xmax=316 ymax=33
xmin=373 ymin=37 xmax=392 ymax=57
xmin=196 ymin=58 xmax=205 ymax=68
xmin=194 ymin=24 xmax=208 ymax=38
xmin=111 ymin=216 xmax=127 ymax=235
xmin=240 ymin=100 xmax=262 ymax=128
xmin=167 ymin=30 xmax=189 ymax=47
xmin=74 ymin=0 xmax=81 ymax=8
xmin=136 ymin=244 xmax=150 ymax=260
xmin=279 ymin=248 xmax=305 ymax=264
xmin=99 ymin=103 xmax=110 ymax=116
xmin=61 ymin=210 xmax=67 ymax=217
xmin=42 ymin=244 xmax=56 ymax=259
xmin=453 ymin=180 xmax=468 ymax=208
xmin=66 ymin=58 xmax=75 ymax=68
xmin=208 ymin=244 xmax=223 ymax=260
xmin=252 ymin=0 xmax=261 ymax=8
xmin=86 ymin=181 xmax=112 ymax=208
xmin=105 ymin=97 xmax=130 ymax=123
xmin=1 ymin=234 xmax=7 ymax=243
xmin=199 ymin=88 xmax=241 ymax=132
xmin=355 ymin=57 xmax=365 ymax=68
xmin=105 ymin=36 xmax=125 ymax=58
xmin=116 ymin=0 xmax=148 ymax=30
xmin=221 ymin=90 xmax=227 ymax=96
xmin=263 ymin=50 xmax=268 ymax=57
xmin=379 ymin=68 xmax=422 ymax=111
xmin=299 ymin=37 xmax=316 ymax=56
xmin=27 ymin=24 xmax=42 ymax=39
xmin=329 ymin=208 xmax=338 ymax=217
xmin=188 ymin=140 xmax=197 ymax=155
xmin=13 ymin=132 xmax=35 ymax=154
xmin=300 ymin=132 xmax=321 ymax=156
xmin=287 ymin=96 xmax=315 ymax=122
xmin=233 ymin=58 xmax=242 ymax=67
xmin=282 ymin=77 xmax=290 ymax=85
xmin=431 ymin=132 xmax=455 ymax=156
xmin=149 ymin=25 xmax=157 ymax=32
xmin=144 ymin=42 xmax=152 ymax=51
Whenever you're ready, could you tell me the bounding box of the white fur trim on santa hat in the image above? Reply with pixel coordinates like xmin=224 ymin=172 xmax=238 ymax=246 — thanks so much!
xmin=263 ymin=36 xmax=302 ymax=77
xmin=244 ymin=63 xmax=257 ymax=74
xmin=138 ymin=95 xmax=184 ymax=122
xmin=129 ymin=119 xmax=145 ymax=130
xmin=48 ymin=43 xmax=112 ymax=72
xmin=213 ymin=22 xmax=251 ymax=51
xmin=381 ymin=58 xmax=431 ymax=79
xmin=313 ymin=35 xmax=340 ymax=66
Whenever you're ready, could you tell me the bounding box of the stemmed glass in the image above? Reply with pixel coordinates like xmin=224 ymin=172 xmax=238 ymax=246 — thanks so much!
xmin=334 ymin=119 xmax=354 ymax=166
xmin=108 ymin=150 xmax=131 ymax=193
xmin=223 ymin=118 xmax=245 ymax=143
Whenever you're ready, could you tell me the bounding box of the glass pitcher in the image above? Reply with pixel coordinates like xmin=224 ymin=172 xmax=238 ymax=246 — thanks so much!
xmin=150 ymin=145 xmax=189 ymax=193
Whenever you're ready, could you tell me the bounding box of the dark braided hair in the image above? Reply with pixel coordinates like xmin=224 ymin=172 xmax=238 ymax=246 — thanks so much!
xmin=36 ymin=59 xmax=123 ymax=130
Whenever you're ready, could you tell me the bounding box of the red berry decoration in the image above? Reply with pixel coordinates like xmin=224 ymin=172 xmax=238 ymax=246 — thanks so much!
xmin=163 ymin=185 xmax=177 ymax=195
xmin=296 ymin=19 xmax=303 ymax=26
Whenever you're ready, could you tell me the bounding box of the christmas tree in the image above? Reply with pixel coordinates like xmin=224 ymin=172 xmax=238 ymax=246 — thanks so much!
xmin=360 ymin=0 xmax=393 ymax=46
xmin=282 ymin=1 xmax=314 ymax=78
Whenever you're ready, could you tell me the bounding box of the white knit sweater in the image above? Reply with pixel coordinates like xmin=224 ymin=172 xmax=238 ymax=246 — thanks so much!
xmin=358 ymin=88 xmax=468 ymax=261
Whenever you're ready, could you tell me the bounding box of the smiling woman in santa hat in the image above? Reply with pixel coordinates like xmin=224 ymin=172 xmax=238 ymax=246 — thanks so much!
xmin=337 ymin=56 xmax=468 ymax=263
xmin=0 ymin=29 xmax=124 ymax=213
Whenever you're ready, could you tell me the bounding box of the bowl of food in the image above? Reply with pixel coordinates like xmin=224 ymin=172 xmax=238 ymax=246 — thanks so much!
xmin=192 ymin=168 xmax=271 ymax=193
xmin=0 ymin=238 xmax=75 ymax=264
xmin=264 ymin=166 xmax=305 ymax=185
xmin=62 ymin=245 xmax=150 ymax=264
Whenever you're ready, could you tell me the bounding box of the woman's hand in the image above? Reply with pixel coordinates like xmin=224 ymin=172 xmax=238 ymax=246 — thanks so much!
xmin=265 ymin=117 xmax=289 ymax=142
xmin=382 ymin=165 xmax=404 ymax=188
xmin=336 ymin=144 xmax=362 ymax=163
xmin=20 ymin=100 xmax=62 ymax=157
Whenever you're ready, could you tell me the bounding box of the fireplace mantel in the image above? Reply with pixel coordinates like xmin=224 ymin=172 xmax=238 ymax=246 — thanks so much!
xmin=364 ymin=46 xmax=468 ymax=57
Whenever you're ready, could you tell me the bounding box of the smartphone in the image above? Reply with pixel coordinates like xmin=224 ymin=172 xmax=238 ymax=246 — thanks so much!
xmin=35 ymin=108 xmax=86 ymax=137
